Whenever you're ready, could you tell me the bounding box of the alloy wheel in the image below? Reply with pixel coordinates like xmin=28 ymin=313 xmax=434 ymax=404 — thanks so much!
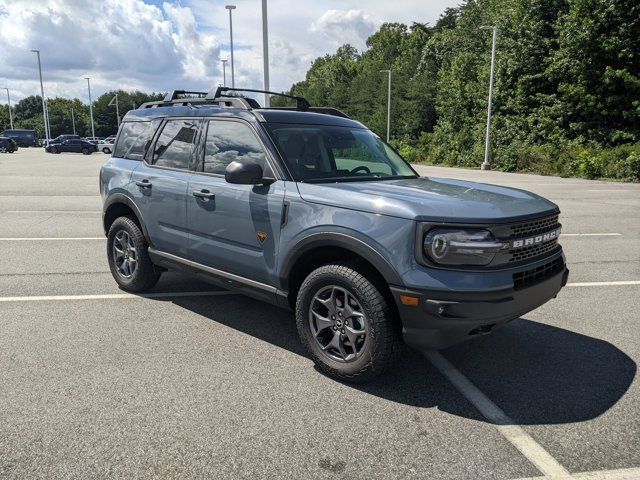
xmin=309 ymin=285 xmax=368 ymax=362
xmin=112 ymin=230 xmax=137 ymax=278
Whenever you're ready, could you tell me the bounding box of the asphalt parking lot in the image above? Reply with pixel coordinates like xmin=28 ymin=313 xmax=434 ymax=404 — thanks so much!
xmin=1 ymin=148 xmax=639 ymax=479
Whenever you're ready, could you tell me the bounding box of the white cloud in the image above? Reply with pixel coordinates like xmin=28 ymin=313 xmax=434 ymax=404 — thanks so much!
xmin=0 ymin=0 xmax=461 ymax=103
xmin=310 ymin=9 xmax=380 ymax=50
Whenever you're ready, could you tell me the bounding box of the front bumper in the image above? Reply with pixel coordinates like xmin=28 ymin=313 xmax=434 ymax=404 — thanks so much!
xmin=391 ymin=261 xmax=569 ymax=350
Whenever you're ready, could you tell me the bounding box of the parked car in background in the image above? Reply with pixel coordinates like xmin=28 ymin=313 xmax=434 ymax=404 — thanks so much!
xmin=0 ymin=129 xmax=37 ymax=147
xmin=46 ymin=138 xmax=97 ymax=155
xmin=0 ymin=136 xmax=18 ymax=153
xmin=104 ymin=135 xmax=117 ymax=144
xmin=50 ymin=134 xmax=80 ymax=144
xmin=83 ymin=136 xmax=102 ymax=142
xmin=89 ymin=139 xmax=114 ymax=154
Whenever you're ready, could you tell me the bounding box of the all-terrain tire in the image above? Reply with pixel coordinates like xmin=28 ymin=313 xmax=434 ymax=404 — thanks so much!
xmin=107 ymin=216 xmax=161 ymax=292
xmin=296 ymin=261 xmax=401 ymax=383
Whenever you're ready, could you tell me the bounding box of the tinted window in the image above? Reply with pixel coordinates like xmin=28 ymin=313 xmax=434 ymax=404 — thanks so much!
xmin=113 ymin=121 xmax=155 ymax=160
xmin=152 ymin=120 xmax=198 ymax=169
xmin=203 ymin=120 xmax=267 ymax=175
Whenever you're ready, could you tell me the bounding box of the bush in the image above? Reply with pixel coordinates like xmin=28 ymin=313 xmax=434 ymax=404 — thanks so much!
xmin=412 ymin=140 xmax=640 ymax=182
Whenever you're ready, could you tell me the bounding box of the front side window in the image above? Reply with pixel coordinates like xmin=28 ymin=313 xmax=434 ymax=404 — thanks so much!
xmin=113 ymin=121 xmax=155 ymax=160
xmin=265 ymin=124 xmax=416 ymax=182
xmin=203 ymin=120 xmax=267 ymax=175
xmin=152 ymin=119 xmax=198 ymax=169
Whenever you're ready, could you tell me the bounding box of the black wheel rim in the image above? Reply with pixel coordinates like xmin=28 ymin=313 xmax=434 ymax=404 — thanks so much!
xmin=309 ymin=285 xmax=368 ymax=363
xmin=112 ymin=230 xmax=137 ymax=278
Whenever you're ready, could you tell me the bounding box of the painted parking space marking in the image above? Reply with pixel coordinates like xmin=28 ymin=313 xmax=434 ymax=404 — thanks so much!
xmin=0 ymin=237 xmax=105 ymax=241
xmin=425 ymin=351 xmax=571 ymax=479
xmin=561 ymin=233 xmax=622 ymax=237
xmin=4 ymin=210 xmax=102 ymax=214
xmin=0 ymin=291 xmax=237 ymax=303
xmin=567 ymin=281 xmax=640 ymax=287
xmin=514 ymin=466 xmax=640 ymax=479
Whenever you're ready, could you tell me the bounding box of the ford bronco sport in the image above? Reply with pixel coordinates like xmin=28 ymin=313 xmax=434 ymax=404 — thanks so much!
xmin=101 ymin=87 xmax=569 ymax=382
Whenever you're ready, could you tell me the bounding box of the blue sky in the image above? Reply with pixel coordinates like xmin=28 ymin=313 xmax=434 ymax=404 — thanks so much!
xmin=0 ymin=0 xmax=460 ymax=103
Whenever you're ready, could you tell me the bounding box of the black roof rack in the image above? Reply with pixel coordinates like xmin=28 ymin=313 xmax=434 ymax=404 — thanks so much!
xmin=138 ymin=86 xmax=349 ymax=118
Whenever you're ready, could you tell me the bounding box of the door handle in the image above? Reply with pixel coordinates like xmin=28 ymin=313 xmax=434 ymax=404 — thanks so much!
xmin=136 ymin=179 xmax=152 ymax=188
xmin=192 ymin=189 xmax=215 ymax=199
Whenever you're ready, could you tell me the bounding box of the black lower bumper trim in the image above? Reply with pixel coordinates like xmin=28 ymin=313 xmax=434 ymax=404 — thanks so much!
xmin=392 ymin=267 xmax=569 ymax=350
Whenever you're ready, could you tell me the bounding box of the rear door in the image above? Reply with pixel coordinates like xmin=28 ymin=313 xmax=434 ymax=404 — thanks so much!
xmin=129 ymin=118 xmax=200 ymax=257
xmin=186 ymin=118 xmax=285 ymax=285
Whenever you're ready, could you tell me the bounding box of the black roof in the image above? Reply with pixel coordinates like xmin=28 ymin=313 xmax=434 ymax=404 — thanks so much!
xmin=123 ymin=104 xmax=365 ymax=128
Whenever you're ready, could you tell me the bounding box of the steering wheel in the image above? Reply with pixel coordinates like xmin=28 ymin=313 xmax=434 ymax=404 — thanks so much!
xmin=350 ymin=165 xmax=371 ymax=175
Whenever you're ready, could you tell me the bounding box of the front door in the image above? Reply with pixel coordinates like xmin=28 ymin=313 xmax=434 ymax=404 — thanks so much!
xmin=186 ymin=119 xmax=285 ymax=285
xmin=129 ymin=118 xmax=200 ymax=257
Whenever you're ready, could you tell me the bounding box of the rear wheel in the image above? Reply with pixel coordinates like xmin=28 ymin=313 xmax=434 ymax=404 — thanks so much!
xmin=82 ymin=147 xmax=90 ymax=155
xmin=102 ymin=147 xmax=111 ymax=154
xmin=296 ymin=262 xmax=400 ymax=383
xmin=107 ymin=216 xmax=160 ymax=292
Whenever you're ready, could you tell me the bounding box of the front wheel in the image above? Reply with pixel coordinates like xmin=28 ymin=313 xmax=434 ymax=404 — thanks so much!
xmin=296 ymin=262 xmax=400 ymax=383
xmin=82 ymin=147 xmax=91 ymax=155
xmin=107 ymin=216 xmax=161 ymax=292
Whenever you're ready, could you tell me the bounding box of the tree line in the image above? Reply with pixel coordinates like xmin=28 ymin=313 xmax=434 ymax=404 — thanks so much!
xmin=0 ymin=91 xmax=162 ymax=139
xmin=275 ymin=0 xmax=640 ymax=181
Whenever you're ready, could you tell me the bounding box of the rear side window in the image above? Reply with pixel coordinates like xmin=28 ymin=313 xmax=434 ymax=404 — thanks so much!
xmin=152 ymin=119 xmax=198 ymax=170
xmin=113 ymin=121 xmax=155 ymax=160
xmin=203 ymin=120 xmax=267 ymax=175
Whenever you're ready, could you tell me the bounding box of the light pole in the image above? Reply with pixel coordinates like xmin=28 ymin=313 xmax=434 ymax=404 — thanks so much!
xmin=480 ymin=25 xmax=497 ymax=171
xmin=225 ymin=5 xmax=236 ymax=88
xmin=3 ymin=88 xmax=12 ymax=129
xmin=380 ymin=69 xmax=391 ymax=143
xmin=261 ymin=0 xmax=270 ymax=107
xmin=71 ymin=107 xmax=76 ymax=135
xmin=85 ymin=77 xmax=95 ymax=139
xmin=221 ymin=58 xmax=228 ymax=86
xmin=31 ymin=49 xmax=50 ymax=140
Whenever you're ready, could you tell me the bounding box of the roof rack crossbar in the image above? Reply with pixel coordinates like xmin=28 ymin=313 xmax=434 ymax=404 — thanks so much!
xmin=163 ymin=90 xmax=208 ymax=102
xmin=207 ymin=87 xmax=310 ymax=111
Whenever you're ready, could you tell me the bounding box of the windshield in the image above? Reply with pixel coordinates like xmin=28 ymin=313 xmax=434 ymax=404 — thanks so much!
xmin=265 ymin=124 xmax=417 ymax=182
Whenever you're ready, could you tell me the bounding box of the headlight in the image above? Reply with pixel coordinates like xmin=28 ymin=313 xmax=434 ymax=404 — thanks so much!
xmin=423 ymin=228 xmax=506 ymax=266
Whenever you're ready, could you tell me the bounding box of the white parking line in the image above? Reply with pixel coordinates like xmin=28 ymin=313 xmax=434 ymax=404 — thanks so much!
xmin=4 ymin=210 xmax=101 ymax=214
xmin=0 ymin=291 xmax=237 ymax=302
xmin=425 ymin=351 xmax=571 ymax=478
xmin=0 ymin=237 xmax=105 ymax=241
xmin=567 ymin=281 xmax=640 ymax=287
xmin=514 ymin=466 xmax=640 ymax=479
xmin=561 ymin=233 xmax=621 ymax=237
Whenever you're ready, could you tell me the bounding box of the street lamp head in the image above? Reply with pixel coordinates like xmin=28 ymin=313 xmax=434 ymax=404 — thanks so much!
xmin=225 ymin=5 xmax=236 ymax=9
xmin=30 ymin=49 xmax=39 ymax=53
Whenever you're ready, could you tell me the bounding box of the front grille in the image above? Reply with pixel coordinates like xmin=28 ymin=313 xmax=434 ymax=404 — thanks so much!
xmin=509 ymin=214 xmax=560 ymax=238
xmin=509 ymin=238 xmax=560 ymax=262
xmin=513 ymin=257 xmax=564 ymax=290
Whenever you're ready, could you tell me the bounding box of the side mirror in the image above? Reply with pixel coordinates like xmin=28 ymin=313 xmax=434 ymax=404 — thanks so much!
xmin=225 ymin=160 xmax=274 ymax=185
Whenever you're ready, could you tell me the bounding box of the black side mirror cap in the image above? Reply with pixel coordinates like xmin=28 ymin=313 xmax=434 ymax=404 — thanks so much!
xmin=225 ymin=160 xmax=275 ymax=185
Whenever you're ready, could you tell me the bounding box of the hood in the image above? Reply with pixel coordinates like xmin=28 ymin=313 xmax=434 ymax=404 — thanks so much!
xmin=296 ymin=176 xmax=559 ymax=223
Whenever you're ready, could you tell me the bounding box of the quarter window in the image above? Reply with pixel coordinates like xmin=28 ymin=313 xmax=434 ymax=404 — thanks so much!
xmin=113 ymin=121 xmax=155 ymax=160
xmin=203 ymin=120 xmax=267 ymax=175
xmin=153 ymin=119 xmax=198 ymax=169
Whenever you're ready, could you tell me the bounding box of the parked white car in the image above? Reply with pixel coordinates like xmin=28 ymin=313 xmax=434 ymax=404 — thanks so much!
xmin=91 ymin=140 xmax=113 ymax=154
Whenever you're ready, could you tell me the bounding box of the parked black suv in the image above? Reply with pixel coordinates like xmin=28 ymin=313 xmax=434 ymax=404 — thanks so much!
xmin=0 ymin=129 xmax=37 ymax=147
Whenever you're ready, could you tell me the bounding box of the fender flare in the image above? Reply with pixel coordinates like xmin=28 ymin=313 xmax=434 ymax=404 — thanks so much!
xmin=103 ymin=193 xmax=153 ymax=246
xmin=279 ymin=232 xmax=404 ymax=290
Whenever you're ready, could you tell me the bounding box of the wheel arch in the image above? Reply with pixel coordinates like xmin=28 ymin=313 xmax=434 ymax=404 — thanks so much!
xmin=280 ymin=233 xmax=404 ymax=310
xmin=103 ymin=194 xmax=152 ymax=246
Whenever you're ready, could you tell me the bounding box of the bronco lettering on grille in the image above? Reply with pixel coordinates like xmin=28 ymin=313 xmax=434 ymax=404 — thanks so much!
xmin=511 ymin=227 xmax=561 ymax=249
